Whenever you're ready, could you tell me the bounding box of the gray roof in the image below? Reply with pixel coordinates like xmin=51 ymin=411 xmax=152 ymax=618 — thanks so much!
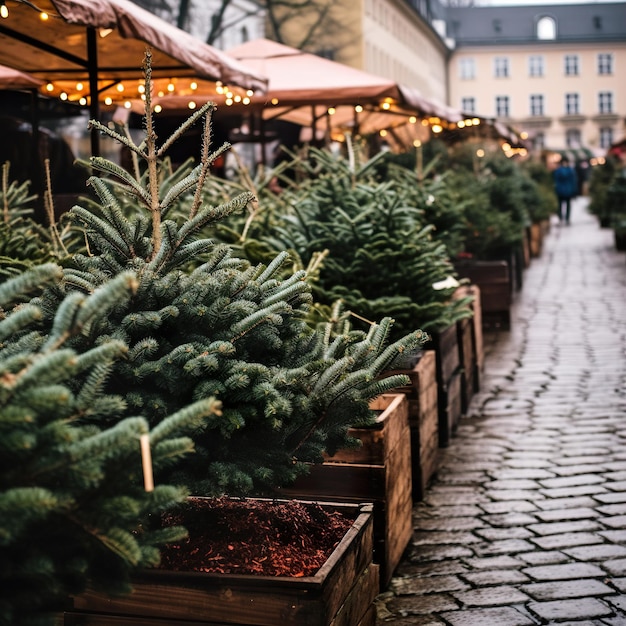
xmin=446 ymin=3 xmax=626 ymax=46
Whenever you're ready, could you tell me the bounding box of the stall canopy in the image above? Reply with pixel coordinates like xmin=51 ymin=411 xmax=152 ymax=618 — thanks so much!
xmin=0 ymin=0 xmax=267 ymax=152
xmin=0 ymin=65 xmax=43 ymax=90
xmin=144 ymin=37 xmax=465 ymax=149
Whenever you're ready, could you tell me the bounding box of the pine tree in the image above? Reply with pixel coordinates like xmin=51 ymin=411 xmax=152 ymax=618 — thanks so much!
xmin=38 ymin=51 xmax=424 ymax=496
xmin=0 ymin=264 xmax=221 ymax=626
xmin=206 ymin=143 xmax=473 ymax=341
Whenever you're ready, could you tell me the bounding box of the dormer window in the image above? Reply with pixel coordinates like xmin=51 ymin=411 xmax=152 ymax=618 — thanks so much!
xmin=536 ymin=16 xmax=556 ymax=40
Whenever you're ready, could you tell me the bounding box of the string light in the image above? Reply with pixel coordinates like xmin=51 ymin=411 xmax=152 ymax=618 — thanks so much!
xmin=116 ymin=83 xmax=124 ymax=92
xmin=154 ymin=104 xmax=162 ymax=113
xmin=242 ymin=96 xmax=250 ymax=105
xmin=327 ymin=107 xmax=336 ymax=115
xmin=190 ymin=81 xmax=198 ymax=90
xmin=45 ymin=82 xmax=54 ymax=92
xmin=60 ymin=92 xmax=68 ymax=101
xmin=167 ymin=81 xmax=175 ymax=92
xmin=355 ymin=105 xmax=363 ymax=113
xmin=78 ymin=96 xmax=87 ymax=106
xmin=76 ymin=82 xmax=84 ymax=91
xmin=104 ymin=96 xmax=113 ymax=105
xmin=39 ymin=11 xmax=48 ymax=20
xmin=188 ymin=101 xmax=196 ymax=109
xmin=0 ymin=1 xmax=8 ymax=19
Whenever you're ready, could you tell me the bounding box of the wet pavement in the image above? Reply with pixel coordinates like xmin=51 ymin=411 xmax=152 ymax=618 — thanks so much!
xmin=376 ymin=197 xmax=626 ymax=625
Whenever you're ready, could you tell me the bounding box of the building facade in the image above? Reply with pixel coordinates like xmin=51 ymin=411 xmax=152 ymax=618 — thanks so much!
xmin=446 ymin=3 xmax=626 ymax=154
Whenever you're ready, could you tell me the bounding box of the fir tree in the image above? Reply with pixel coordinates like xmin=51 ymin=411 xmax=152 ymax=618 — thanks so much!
xmin=0 ymin=264 xmax=221 ymax=626
xmin=206 ymin=143 xmax=473 ymax=341
xmin=38 ymin=51 xmax=424 ymax=496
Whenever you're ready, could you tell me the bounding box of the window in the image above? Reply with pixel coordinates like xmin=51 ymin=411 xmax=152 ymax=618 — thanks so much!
xmin=566 ymin=128 xmax=581 ymax=148
xmin=600 ymin=127 xmax=613 ymax=149
xmin=564 ymin=54 xmax=579 ymax=76
xmin=533 ymin=132 xmax=545 ymax=151
xmin=536 ymin=16 xmax=556 ymax=40
xmin=495 ymin=95 xmax=510 ymax=117
xmin=599 ymin=91 xmax=613 ymax=114
xmin=598 ymin=53 xmax=613 ymax=75
xmin=565 ymin=93 xmax=579 ymax=115
xmin=494 ymin=56 xmax=509 ymax=78
xmin=461 ymin=97 xmax=475 ymax=113
xmin=530 ymin=94 xmax=544 ymax=116
xmin=459 ymin=58 xmax=475 ymax=80
xmin=529 ymin=55 xmax=544 ymax=77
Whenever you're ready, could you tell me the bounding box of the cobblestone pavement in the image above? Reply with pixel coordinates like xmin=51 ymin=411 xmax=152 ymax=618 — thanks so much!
xmin=375 ymin=197 xmax=626 ymax=626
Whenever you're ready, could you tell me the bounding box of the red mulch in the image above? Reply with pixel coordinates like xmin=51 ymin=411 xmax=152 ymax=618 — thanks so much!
xmin=158 ymin=497 xmax=354 ymax=577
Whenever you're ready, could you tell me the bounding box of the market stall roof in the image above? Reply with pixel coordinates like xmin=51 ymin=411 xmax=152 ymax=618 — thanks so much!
xmin=0 ymin=0 xmax=267 ymax=152
xmin=0 ymin=65 xmax=43 ymax=90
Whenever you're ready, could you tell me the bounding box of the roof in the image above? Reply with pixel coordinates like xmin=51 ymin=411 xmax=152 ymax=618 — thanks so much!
xmin=447 ymin=3 xmax=626 ymax=46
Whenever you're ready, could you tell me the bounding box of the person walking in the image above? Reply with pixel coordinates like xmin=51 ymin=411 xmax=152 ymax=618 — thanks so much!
xmin=552 ymin=156 xmax=578 ymax=224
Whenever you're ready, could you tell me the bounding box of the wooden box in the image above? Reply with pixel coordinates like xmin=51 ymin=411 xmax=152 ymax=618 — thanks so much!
xmin=278 ymin=394 xmax=412 ymax=588
xmin=454 ymin=260 xmax=512 ymax=330
xmin=438 ymin=370 xmax=463 ymax=448
xmin=64 ymin=502 xmax=378 ymax=626
xmin=456 ymin=317 xmax=475 ymax=414
xmin=385 ymin=351 xmax=439 ymax=501
xmin=453 ymin=284 xmax=484 ymax=387
xmin=529 ymin=222 xmax=543 ymax=258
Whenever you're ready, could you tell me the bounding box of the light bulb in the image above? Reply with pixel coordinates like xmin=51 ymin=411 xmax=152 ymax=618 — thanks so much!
xmin=0 ymin=2 xmax=8 ymax=19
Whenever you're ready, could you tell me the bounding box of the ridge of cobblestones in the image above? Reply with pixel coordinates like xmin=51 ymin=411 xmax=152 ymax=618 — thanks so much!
xmin=376 ymin=198 xmax=626 ymax=625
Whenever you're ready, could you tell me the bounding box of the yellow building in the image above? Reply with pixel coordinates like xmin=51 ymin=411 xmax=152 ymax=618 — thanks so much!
xmin=446 ymin=3 xmax=626 ymax=155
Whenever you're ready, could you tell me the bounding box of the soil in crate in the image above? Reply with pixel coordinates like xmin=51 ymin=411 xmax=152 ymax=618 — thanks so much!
xmin=159 ymin=497 xmax=354 ymax=576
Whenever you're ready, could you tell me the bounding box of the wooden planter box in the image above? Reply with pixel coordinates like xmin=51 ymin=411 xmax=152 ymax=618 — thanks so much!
xmin=529 ymin=222 xmax=543 ymax=258
xmin=430 ymin=324 xmax=462 ymax=448
xmin=277 ymin=394 xmax=412 ymax=588
xmin=385 ymin=351 xmax=439 ymax=501
xmin=453 ymin=284 xmax=483 ymax=410
xmin=456 ymin=317 xmax=475 ymax=414
xmin=64 ymin=501 xmax=378 ymax=626
xmin=454 ymin=260 xmax=512 ymax=330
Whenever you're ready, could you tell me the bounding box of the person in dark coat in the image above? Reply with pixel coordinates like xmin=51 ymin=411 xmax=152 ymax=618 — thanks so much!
xmin=552 ymin=157 xmax=578 ymax=225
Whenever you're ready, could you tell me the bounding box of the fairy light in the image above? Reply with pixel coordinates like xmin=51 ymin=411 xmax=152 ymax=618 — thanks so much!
xmin=432 ymin=124 xmax=443 ymax=133
xmin=355 ymin=105 xmax=363 ymax=113
xmin=472 ymin=118 xmax=480 ymax=125
xmin=421 ymin=119 xmax=429 ymax=126
xmin=188 ymin=101 xmax=196 ymax=109
xmin=45 ymin=82 xmax=54 ymax=92
xmin=104 ymin=96 xmax=113 ymax=105
xmin=380 ymin=129 xmax=388 ymax=137
xmin=457 ymin=120 xmax=466 ymax=128
xmin=413 ymin=139 xmax=422 ymax=147
xmin=39 ymin=11 xmax=49 ymax=20
xmin=116 ymin=83 xmax=124 ymax=92
xmin=157 ymin=90 xmax=164 ymax=97
xmin=381 ymin=101 xmax=391 ymax=110
xmin=246 ymin=89 xmax=254 ymax=97
xmin=124 ymin=101 xmax=131 ymax=109
xmin=138 ymin=84 xmax=145 ymax=94
xmin=409 ymin=116 xmax=417 ymax=124
xmin=154 ymin=104 xmax=162 ymax=113
xmin=328 ymin=107 xmax=336 ymax=115
xmin=167 ymin=82 xmax=175 ymax=92
xmin=243 ymin=96 xmax=250 ymax=105
xmin=225 ymin=98 xmax=233 ymax=106
xmin=234 ymin=94 xmax=242 ymax=103
xmin=60 ymin=92 xmax=68 ymax=101
xmin=0 ymin=1 xmax=8 ymax=19
xmin=476 ymin=149 xmax=485 ymax=157
xmin=190 ymin=81 xmax=198 ymax=90
xmin=76 ymin=82 xmax=84 ymax=91
xmin=79 ymin=96 xmax=87 ymax=106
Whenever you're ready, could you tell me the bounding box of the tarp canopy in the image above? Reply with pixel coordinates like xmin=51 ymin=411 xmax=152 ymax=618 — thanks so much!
xmin=144 ymin=38 xmax=462 ymax=148
xmin=0 ymin=0 xmax=267 ymax=152
xmin=0 ymin=65 xmax=43 ymax=90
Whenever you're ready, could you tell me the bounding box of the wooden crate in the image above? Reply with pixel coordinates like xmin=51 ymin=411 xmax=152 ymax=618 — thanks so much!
xmin=64 ymin=503 xmax=378 ymax=626
xmin=278 ymin=394 xmax=412 ymax=588
xmin=454 ymin=260 xmax=512 ymax=330
xmin=529 ymin=222 xmax=543 ymax=258
xmin=456 ymin=317 xmax=475 ymax=414
xmin=453 ymin=284 xmax=484 ymax=386
xmin=384 ymin=351 xmax=439 ymax=501
xmin=438 ymin=370 xmax=463 ymax=448
xmin=431 ymin=323 xmax=461 ymax=385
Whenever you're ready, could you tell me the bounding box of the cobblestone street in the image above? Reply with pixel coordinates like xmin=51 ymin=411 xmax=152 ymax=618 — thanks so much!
xmin=376 ymin=197 xmax=626 ymax=625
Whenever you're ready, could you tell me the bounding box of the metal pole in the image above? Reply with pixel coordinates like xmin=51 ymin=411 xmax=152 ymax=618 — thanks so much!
xmin=87 ymin=27 xmax=100 ymax=156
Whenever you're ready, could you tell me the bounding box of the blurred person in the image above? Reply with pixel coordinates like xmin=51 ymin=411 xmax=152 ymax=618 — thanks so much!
xmin=552 ymin=157 xmax=578 ymax=225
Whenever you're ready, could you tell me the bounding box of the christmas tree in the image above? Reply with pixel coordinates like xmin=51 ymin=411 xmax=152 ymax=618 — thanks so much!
xmin=38 ymin=51 xmax=425 ymax=496
xmin=0 ymin=264 xmax=221 ymax=626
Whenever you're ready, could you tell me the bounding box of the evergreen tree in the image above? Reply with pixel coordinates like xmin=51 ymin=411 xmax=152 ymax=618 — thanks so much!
xmin=39 ymin=51 xmax=423 ymax=496
xmin=0 ymin=264 xmax=221 ymax=626
xmin=207 ymin=143 xmax=472 ymax=341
